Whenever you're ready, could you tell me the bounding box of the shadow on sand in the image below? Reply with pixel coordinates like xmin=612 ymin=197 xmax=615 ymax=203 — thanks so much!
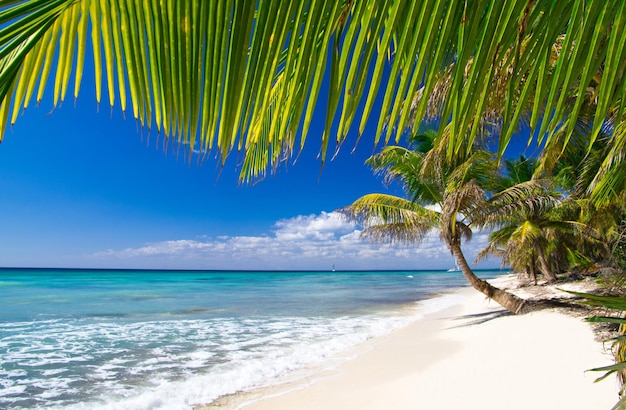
xmin=446 ymin=309 xmax=513 ymax=328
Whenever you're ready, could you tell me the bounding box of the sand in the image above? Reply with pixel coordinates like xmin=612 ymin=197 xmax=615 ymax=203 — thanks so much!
xmin=202 ymin=276 xmax=620 ymax=410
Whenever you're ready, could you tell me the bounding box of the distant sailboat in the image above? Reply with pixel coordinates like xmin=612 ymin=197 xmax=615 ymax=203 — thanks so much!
xmin=447 ymin=262 xmax=460 ymax=272
xmin=331 ymin=264 xmax=336 ymax=272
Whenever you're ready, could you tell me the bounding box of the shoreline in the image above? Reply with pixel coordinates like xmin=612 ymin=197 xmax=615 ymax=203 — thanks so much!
xmin=199 ymin=274 xmax=619 ymax=409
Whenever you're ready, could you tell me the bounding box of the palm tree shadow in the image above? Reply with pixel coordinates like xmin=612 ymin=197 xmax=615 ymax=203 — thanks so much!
xmin=446 ymin=309 xmax=513 ymax=328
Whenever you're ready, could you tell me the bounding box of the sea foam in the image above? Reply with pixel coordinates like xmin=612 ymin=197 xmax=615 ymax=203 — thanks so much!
xmin=1 ymin=268 xmax=498 ymax=409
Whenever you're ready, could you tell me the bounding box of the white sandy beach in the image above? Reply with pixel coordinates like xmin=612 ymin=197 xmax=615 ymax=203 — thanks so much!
xmin=204 ymin=276 xmax=619 ymax=410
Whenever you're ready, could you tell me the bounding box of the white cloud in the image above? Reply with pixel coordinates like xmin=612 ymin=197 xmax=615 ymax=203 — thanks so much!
xmin=92 ymin=211 xmax=501 ymax=270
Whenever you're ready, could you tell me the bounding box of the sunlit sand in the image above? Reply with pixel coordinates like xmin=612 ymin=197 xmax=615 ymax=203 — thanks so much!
xmin=204 ymin=275 xmax=618 ymax=410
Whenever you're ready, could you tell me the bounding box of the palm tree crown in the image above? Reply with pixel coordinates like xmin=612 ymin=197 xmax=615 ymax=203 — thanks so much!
xmin=341 ymin=131 xmax=529 ymax=313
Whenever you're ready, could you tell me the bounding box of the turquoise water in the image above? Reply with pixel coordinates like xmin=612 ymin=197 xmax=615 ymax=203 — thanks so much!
xmin=0 ymin=268 xmax=500 ymax=409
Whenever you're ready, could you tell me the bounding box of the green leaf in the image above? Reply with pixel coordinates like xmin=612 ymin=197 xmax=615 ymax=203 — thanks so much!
xmin=586 ymin=316 xmax=626 ymax=326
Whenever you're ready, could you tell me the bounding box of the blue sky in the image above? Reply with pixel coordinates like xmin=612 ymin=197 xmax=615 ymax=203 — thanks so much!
xmin=0 ymin=66 xmax=504 ymax=271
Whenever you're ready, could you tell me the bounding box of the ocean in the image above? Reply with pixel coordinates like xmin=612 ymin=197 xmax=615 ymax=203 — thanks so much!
xmin=0 ymin=268 xmax=500 ymax=409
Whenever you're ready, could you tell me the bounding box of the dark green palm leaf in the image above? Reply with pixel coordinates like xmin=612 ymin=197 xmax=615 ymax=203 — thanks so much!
xmin=568 ymin=291 xmax=626 ymax=311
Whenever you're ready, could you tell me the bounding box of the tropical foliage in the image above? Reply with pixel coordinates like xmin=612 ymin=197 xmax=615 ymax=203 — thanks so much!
xmin=2 ymin=1 xmax=626 ymax=190
xmin=474 ymin=154 xmax=608 ymax=284
xmin=474 ymin=180 xmax=564 ymax=283
xmin=343 ymin=127 xmax=626 ymax=401
xmin=568 ymin=290 xmax=626 ymax=410
xmin=340 ymin=131 xmax=530 ymax=314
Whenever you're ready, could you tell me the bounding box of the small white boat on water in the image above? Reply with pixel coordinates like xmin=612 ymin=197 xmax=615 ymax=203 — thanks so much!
xmin=447 ymin=262 xmax=460 ymax=272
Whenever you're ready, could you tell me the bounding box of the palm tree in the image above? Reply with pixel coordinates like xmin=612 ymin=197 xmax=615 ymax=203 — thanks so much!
xmin=340 ymin=131 xmax=531 ymax=314
xmin=1 ymin=1 xmax=625 ymax=187
xmin=539 ymin=127 xmax=625 ymax=268
xmin=476 ymin=138 xmax=623 ymax=283
xmin=474 ymin=181 xmax=592 ymax=283
xmin=476 ymin=156 xmax=571 ymax=283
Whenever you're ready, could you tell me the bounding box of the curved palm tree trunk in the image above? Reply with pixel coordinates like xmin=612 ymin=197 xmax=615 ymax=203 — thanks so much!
xmin=450 ymin=241 xmax=527 ymax=314
xmin=524 ymin=264 xmax=537 ymax=285
xmin=529 ymin=263 xmax=537 ymax=285
xmin=536 ymin=245 xmax=558 ymax=282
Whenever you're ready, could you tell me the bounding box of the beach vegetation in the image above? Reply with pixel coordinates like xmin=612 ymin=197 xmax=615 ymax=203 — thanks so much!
xmin=474 ymin=155 xmax=608 ymax=284
xmin=567 ymin=290 xmax=626 ymax=409
xmin=539 ymin=126 xmax=626 ymax=405
xmin=540 ymin=127 xmax=626 ymax=275
xmin=474 ymin=179 xmax=564 ymax=283
xmin=339 ymin=130 xmax=532 ymax=314
xmin=1 ymin=1 xmax=626 ymax=190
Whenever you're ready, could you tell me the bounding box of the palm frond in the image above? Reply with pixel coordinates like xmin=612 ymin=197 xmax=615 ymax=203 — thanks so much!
xmin=568 ymin=291 xmax=626 ymax=311
xmin=589 ymin=121 xmax=626 ymax=207
xmin=473 ymin=180 xmax=561 ymax=228
xmin=474 ymin=241 xmax=505 ymax=264
xmin=567 ymin=290 xmax=626 ymax=404
xmin=366 ymin=143 xmax=446 ymax=205
xmin=361 ymin=222 xmax=430 ymax=245
xmin=0 ymin=0 xmax=348 ymax=179
xmin=442 ymin=179 xmax=485 ymax=220
xmin=510 ymin=220 xmax=541 ymax=248
xmin=506 ymin=155 xmax=537 ymax=182
xmin=340 ymin=193 xmax=440 ymax=245
xmin=445 ymin=150 xmax=497 ymax=191
xmin=2 ymin=1 xmax=626 ymax=178
xmin=366 ymin=145 xmax=421 ymax=184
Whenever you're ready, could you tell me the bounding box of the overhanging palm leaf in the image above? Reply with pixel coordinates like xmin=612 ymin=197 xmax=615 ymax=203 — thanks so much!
xmin=0 ymin=0 xmax=349 ymax=178
xmin=2 ymin=1 xmax=626 ymax=181
xmin=589 ymin=122 xmax=626 ymax=207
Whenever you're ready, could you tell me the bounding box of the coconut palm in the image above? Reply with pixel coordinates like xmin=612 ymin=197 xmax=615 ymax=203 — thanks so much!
xmin=476 ymin=155 xmax=568 ymax=282
xmin=1 ymin=1 xmax=626 ymax=186
xmin=539 ymin=127 xmax=625 ymax=266
xmin=474 ymin=181 xmax=595 ymax=283
xmin=476 ymin=140 xmax=620 ymax=283
xmin=340 ymin=131 xmax=534 ymax=314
